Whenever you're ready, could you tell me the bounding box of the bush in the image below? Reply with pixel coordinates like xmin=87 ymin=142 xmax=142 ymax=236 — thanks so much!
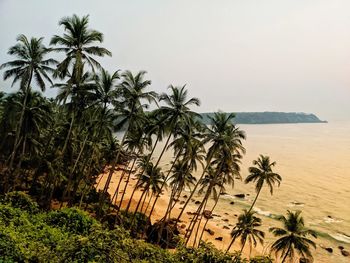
xmin=3 ymin=191 xmax=38 ymax=213
xmin=46 ymin=208 xmax=97 ymax=235
xmin=0 ymin=233 xmax=24 ymax=263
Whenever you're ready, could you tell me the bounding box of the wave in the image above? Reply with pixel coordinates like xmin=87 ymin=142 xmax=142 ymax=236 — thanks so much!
xmin=287 ymin=201 xmax=305 ymax=207
xmin=323 ymin=216 xmax=343 ymax=224
xmin=329 ymin=233 xmax=350 ymax=243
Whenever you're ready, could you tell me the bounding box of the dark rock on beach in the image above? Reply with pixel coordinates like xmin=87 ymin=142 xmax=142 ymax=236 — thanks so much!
xmin=205 ymin=228 xmax=215 ymax=235
xmin=324 ymin=247 xmax=333 ymax=253
xmin=234 ymin=194 xmax=245 ymax=198
xmin=215 ymin=236 xmax=223 ymax=241
xmin=341 ymin=250 xmax=349 ymax=257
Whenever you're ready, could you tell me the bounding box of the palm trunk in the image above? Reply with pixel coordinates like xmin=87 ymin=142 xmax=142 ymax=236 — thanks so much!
xmin=226 ymin=235 xmax=237 ymax=253
xmin=247 ymin=185 xmax=263 ymax=213
xmin=281 ymin=244 xmax=292 ymax=263
xmin=111 ymin=162 xmax=129 ymax=205
xmin=61 ymin=132 xmax=89 ymax=206
xmin=125 ymin=137 xmax=159 ymax=213
xmin=192 ymin=196 xmax=209 ymax=247
xmin=175 ymin=157 xmax=213 ymax=223
xmin=149 ymin=144 xmax=183 ymax=219
xmin=198 ymin=189 xmax=222 ymax=245
xmin=7 ymin=70 xmax=33 ymax=175
xmin=117 ymin=157 xmax=137 ymax=213
xmin=61 ymin=112 xmax=75 ymax=157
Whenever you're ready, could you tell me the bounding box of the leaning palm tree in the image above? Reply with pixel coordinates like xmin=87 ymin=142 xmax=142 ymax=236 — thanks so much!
xmin=50 ymin=14 xmax=111 ymax=80
xmin=269 ymin=210 xmax=317 ymax=263
xmin=0 ymin=34 xmax=56 ymax=175
xmin=226 ymin=210 xmax=265 ymax=257
xmin=176 ymin=112 xmax=244 ymax=223
xmin=101 ymin=70 xmax=157 ymax=197
xmin=245 ymin=155 xmax=282 ymax=213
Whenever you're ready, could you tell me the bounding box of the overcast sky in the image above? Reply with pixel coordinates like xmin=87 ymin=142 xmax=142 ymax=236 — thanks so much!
xmin=0 ymin=0 xmax=349 ymax=120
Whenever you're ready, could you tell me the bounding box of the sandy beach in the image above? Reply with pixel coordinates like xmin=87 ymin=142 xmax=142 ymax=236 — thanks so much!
xmin=97 ymin=167 xmax=262 ymax=259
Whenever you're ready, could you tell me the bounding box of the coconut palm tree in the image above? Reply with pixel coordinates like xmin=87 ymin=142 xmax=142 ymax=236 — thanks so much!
xmin=269 ymin=210 xmax=317 ymax=263
xmin=50 ymin=14 xmax=111 ymax=80
xmin=101 ymin=71 xmax=157 ymax=209
xmin=176 ymin=112 xmax=245 ymax=223
xmin=226 ymin=210 xmax=265 ymax=257
xmin=245 ymin=155 xmax=282 ymax=213
xmin=0 ymin=35 xmax=56 ymax=174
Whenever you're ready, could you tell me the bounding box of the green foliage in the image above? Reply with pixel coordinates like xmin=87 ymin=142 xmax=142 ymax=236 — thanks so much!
xmin=0 ymin=233 xmax=24 ymax=262
xmin=3 ymin=191 xmax=38 ymax=213
xmin=175 ymin=242 xmax=235 ymax=263
xmin=46 ymin=208 xmax=97 ymax=235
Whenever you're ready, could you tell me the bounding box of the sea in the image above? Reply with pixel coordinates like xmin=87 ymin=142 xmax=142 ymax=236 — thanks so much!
xmin=155 ymin=121 xmax=350 ymax=262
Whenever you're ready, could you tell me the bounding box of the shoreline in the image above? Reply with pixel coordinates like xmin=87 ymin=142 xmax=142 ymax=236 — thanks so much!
xmin=97 ymin=168 xmax=263 ymax=259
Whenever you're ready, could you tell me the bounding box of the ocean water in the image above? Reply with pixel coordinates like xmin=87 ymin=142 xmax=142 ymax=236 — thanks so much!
xmin=156 ymin=121 xmax=350 ymax=262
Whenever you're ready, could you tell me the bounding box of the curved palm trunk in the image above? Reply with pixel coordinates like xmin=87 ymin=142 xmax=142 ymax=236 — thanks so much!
xmin=117 ymin=157 xmax=137 ymax=213
xmin=175 ymin=158 xmax=212 ymax=224
xmin=198 ymin=188 xmax=222 ymax=245
xmin=226 ymin=234 xmax=237 ymax=253
xmin=7 ymin=71 xmax=32 ymax=178
xmin=281 ymin=244 xmax=292 ymax=263
xmin=247 ymin=185 xmax=263 ymax=213
xmin=149 ymin=144 xmax=183 ymax=219
xmin=192 ymin=196 xmax=209 ymax=247
xmin=110 ymin=162 xmax=130 ymax=205
xmin=125 ymin=137 xmax=159 ymax=213
xmin=61 ymin=112 xmax=75 ymax=157
xmin=60 ymin=132 xmax=89 ymax=206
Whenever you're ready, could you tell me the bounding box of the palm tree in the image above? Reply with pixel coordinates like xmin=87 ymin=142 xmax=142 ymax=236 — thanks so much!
xmin=101 ymin=70 xmax=157 ymax=200
xmin=226 ymin=210 xmax=265 ymax=257
xmin=0 ymin=35 xmax=56 ymax=174
xmin=245 ymin=155 xmax=282 ymax=213
xmin=176 ymin=112 xmax=245 ymax=223
xmin=269 ymin=210 xmax=317 ymax=263
xmin=50 ymin=14 xmax=111 ymax=80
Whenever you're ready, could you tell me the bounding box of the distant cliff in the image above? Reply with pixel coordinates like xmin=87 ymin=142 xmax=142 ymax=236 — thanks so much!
xmin=200 ymin=112 xmax=327 ymax=124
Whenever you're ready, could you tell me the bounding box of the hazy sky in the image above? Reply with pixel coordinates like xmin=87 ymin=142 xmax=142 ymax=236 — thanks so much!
xmin=0 ymin=0 xmax=349 ymax=120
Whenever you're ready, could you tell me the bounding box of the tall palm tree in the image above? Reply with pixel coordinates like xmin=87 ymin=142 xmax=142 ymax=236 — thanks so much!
xmin=245 ymin=155 xmax=282 ymax=213
xmin=50 ymin=14 xmax=111 ymax=80
xmin=0 ymin=35 xmax=56 ymax=174
xmin=176 ymin=112 xmax=245 ymax=223
xmin=226 ymin=210 xmax=265 ymax=257
xmin=269 ymin=210 xmax=317 ymax=263
xmin=101 ymin=70 xmax=157 ymax=199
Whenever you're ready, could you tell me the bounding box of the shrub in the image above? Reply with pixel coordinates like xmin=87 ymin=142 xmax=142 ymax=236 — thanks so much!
xmin=46 ymin=208 xmax=97 ymax=235
xmin=3 ymin=191 xmax=38 ymax=213
xmin=0 ymin=233 xmax=24 ymax=262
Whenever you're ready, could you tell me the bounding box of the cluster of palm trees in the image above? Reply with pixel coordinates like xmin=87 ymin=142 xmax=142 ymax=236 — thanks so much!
xmin=0 ymin=14 xmax=317 ymax=262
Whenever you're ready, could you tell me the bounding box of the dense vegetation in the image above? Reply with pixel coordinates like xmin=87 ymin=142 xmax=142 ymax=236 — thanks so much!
xmin=0 ymin=14 xmax=318 ymax=262
xmin=200 ymin=112 xmax=326 ymax=125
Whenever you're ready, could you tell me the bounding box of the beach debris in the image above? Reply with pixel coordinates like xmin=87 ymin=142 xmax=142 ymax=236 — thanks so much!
xmin=195 ymin=201 xmax=201 ymax=205
xmin=234 ymin=194 xmax=245 ymax=198
xmin=324 ymin=247 xmax=333 ymax=253
xmin=203 ymin=210 xmax=213 ymax=219
xmin=341 ymin=250 xmax=349 ymax=257
xmin=299 ymin=258 xmax=311 ymax=263
xmin=338 ymin=245 xmax=344 ymax=250
xmin=204 ymin=228 xmax=215 ymax=235
xmin=224 ymin=212 xmax=229 ymax=215
xmin=215 ymin=236 xmax=223 ymax=241
xmin=180 ymin=224 xmax=186 ymax=229
xmin=223 ymin=226 xmax=230 ymax=229
xmin=180 ymin=201 xmax=185 ymax=205
xmin=222 ymin=218 xmax=229 ymax=222
xmin=183 ymin=195 xmax=188 ymax=198
xmin=230 ymin=201 xmax=235 ymax=205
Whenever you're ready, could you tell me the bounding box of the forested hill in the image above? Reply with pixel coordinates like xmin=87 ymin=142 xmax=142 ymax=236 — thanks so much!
xmin=200 ymin=112 xmax=327 ymax=124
